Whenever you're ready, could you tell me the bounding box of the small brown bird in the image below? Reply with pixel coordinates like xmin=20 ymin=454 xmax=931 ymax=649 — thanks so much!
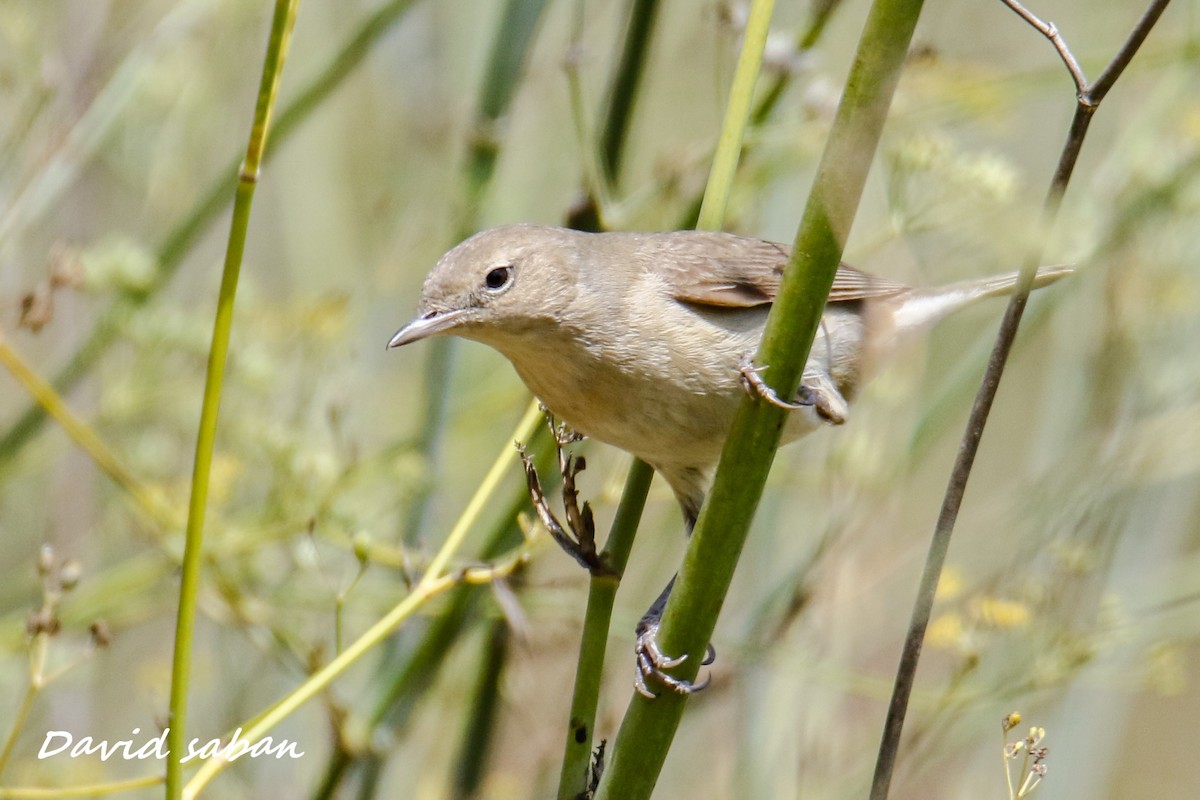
xmin=389 ymin=224 xmax=1070 ymax=696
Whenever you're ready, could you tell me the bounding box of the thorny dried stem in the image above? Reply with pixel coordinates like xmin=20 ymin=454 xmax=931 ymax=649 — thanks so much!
xmin=517 ymin=416 xmax=612 ymax=576
xmin=586 ymin=739 xmax=607 ymax=798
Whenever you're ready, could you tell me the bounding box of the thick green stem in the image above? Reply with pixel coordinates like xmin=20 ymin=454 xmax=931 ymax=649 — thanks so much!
xmin=164 ymin=4 xmax=299 ymax=797
xmin=594 ymin=0 xmax=926 ymax=794
xmin=560 ymin=2 xmax=779 ymax=795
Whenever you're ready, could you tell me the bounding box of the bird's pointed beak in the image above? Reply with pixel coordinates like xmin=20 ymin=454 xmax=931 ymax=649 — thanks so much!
xmin=387 ymin=308 xmax=470 ymax=349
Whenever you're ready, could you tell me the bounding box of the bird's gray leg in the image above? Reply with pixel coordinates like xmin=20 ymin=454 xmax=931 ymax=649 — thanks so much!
xmin=634 ymin=576 xmax=714 ymax=699
xmin=632 ymin=491 xmax=716 ymax=700
xmin=738 ymin=354 xmax=849 ymax=425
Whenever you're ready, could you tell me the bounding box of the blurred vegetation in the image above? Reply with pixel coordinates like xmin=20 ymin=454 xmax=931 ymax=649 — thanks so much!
xmin=1 ymin=1 xmax=1199 ymax=798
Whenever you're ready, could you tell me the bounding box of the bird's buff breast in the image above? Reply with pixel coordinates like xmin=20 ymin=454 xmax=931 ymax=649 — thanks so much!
xmin=511 ymin=352 xmax=735 ymax=467
xmin=495 ymin=320 xmax=824 ymax=470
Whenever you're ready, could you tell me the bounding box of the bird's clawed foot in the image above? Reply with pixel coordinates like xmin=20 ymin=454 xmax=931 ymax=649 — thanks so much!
xmin=633 ymin=620 xmax=714 ymax=700
xmin=738 ymin=355 xmax=848 ymax=425
xmin=517 ymin=414 xmax=612 ymax=576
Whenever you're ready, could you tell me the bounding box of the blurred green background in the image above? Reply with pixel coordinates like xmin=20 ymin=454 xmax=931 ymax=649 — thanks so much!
xmin=1 ymin=0 xmax=1198 ymax=798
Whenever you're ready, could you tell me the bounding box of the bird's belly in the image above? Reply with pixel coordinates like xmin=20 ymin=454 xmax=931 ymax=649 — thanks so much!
xmin=511 ymin=354 xmax=737 ymax=468
xmin=511 ymin=354 xmax=829 ymax=471
xmin=499 ymin=306 xmax=841 ymax=470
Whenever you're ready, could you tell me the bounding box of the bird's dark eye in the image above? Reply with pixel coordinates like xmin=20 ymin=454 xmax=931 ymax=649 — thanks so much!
xmin=484 ymin=265 xmax=513 ymax=291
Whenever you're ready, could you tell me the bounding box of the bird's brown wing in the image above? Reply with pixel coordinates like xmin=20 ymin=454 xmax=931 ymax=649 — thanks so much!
xmin=652 ymin=231 xmax=909 ymax=309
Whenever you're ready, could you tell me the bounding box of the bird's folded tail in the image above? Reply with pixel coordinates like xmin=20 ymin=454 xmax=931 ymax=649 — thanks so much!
xmin=889 ymin=265 xmax=1073 ymax=333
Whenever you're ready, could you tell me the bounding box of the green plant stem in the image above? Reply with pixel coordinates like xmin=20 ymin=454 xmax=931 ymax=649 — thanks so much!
xmin=676 ymin=0 xmax=846 ymax=230
xmin=696 ymin=0 xmax=776 ymax=233
xmin=164 ymin=4 xmax=299 ymax=798
xmin=402 ymin=0 xmax=549 ymax=545
xmin=185 ymin=403 xmax=544 ymax=800
xmin=593 ymin=0 xmax=926 ymax=794
xmin=560 ymin=3 xmax=776 ymax=796
xmin=555 ymin=458 xmax=652 ymax=799
xmin=0 ymin=774 xmax=164 ymax=799
xmin=0 ymin=333 xmax=179 ymax=531
xmin=453 ymin=621 xmax=512 ymax=799
xmin=600 ymin=0 xmax=661 ymax=185
xmin=0 ymin=0 xmax=420 ymax=473
xmin=0 ymin=686 xmax=36 ymax=785
xmin=749 ymin=0 xmax=845 ymax=127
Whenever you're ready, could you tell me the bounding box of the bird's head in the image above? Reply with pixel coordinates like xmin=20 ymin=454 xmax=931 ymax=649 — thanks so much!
xmin=388 ymin=224 xmax=583 ymax=350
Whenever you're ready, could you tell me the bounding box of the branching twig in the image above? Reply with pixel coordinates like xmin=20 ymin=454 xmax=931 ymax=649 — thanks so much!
xmin=997 ymin=0 xmax=1088 ymax=94
xmin=869 ymin=2 xmax=1171 ymax=798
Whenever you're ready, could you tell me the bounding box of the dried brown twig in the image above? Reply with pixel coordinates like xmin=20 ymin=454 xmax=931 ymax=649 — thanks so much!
xmin=870 ymin=2 xmax=1172 ymax=798
xmin=518 ymin=415 xmax=612 ymax=576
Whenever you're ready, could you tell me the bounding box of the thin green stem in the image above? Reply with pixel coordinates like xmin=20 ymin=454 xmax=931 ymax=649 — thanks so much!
xmin=676 ymin=0 xmax=846 ymax=231
xmin=594 ymin=0 xmax=926 ymax=793
xmin=164 ymin=4 xmax=299 ymax=798
xmin=0 ymin=774 xmax=164 ymax=799
xmin=749 ymin=0 xmax=845 ymax=127
xmin=556 ymin=458 xmax=652 ymax=799
xmin=0 ymin=333 xmax=179 ymax=531
xmin=0 ymin=0 xmax=420 ymax=472
xmin=562 ymin=2 xmax=778 ymax=795
xmin=0 ymin=682 xmax=38 ymax=784
xmin=695 ymin=0 xmax=776 ymax=232
xmin=403 ymin=0 xmax=549 ymax=545
xmin=600 ymin=0 xmax=662 ymax=185
xmin=184 ymin=403 xmax=543 ymax=799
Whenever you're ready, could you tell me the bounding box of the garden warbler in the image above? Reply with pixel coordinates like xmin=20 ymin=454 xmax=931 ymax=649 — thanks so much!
xmin=388 ymin=223 xmax=1070 ymax=696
